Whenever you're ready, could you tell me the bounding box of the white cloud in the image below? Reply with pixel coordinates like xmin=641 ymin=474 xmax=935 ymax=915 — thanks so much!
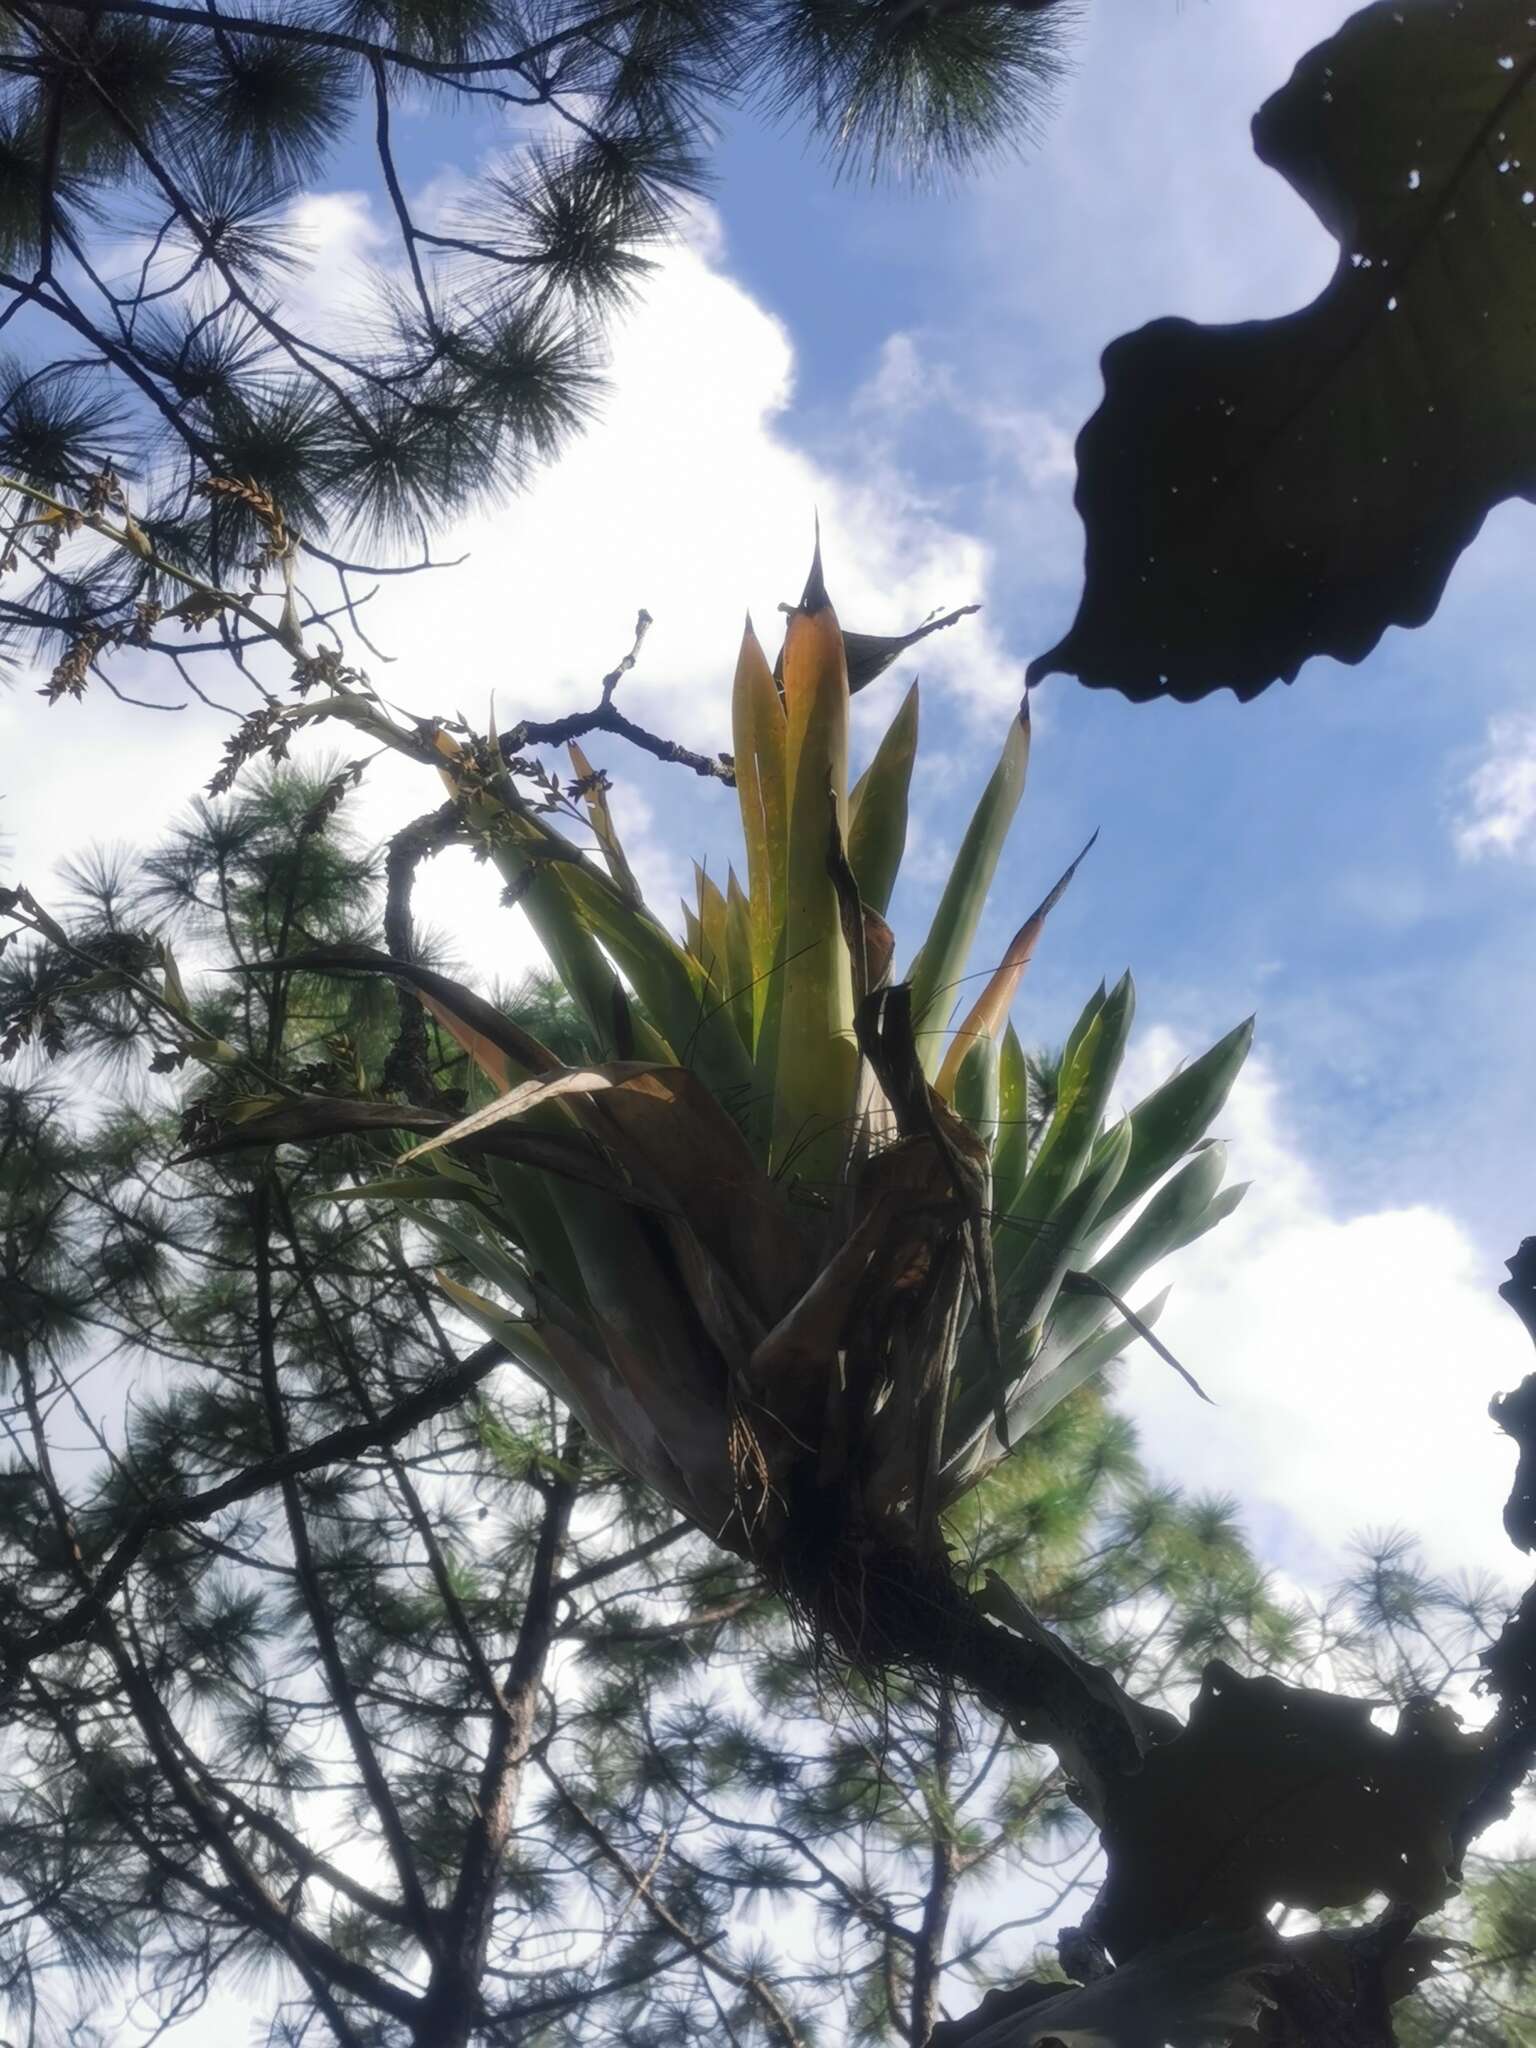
xmin=1453 ymin=711 xmax=1536 ymax=862
xmin=4 ymin=198 xmax=1015 ymax=989
xmin=352 ymin=211 xmax=1016 ymax=733
xmin=286 ymin=188 xmax=386 ymax=261
xmin=1111 ymin=1028 xmax=1529 ymax=1586
xmin=854 ymin=331 xmax=1078 ymax=492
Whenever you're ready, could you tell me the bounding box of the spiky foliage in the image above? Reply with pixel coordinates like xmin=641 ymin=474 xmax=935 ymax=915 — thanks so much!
xmin=9 ymin=768 xmax=1501 ymax=2048
xmin=0 ymin=0 xmax=1078 ymax=693
xmin=1398 ymin=1856 xmax=1536 ymax=2045
xmin=9 ymin=467 xmax=1534 ymax=2039
xmin=762 ymin=0 xmax=1071 ymax=179
xmin=188 ymin=555 xmax=1252 ymax=1674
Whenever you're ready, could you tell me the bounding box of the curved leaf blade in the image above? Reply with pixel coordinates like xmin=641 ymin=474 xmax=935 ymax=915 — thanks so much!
xmin=771 ymin=547 xmax=858 ymax=1179
xmin=907 ymin=700 xmax=1031 ymax=1078
xmin=847 ymin=678 xmax=919 ymax=918
xmin=935 ymin=830 xmax=1096 ymax=1099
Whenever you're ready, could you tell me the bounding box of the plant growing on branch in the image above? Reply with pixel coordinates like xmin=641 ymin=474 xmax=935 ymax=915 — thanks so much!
xmin=172 ymin=546 xmax=1255 ymax=1683
xmin=4 ymin=771 xmax=1527 ymax=2047
xmin=9 ymin=481 xmax=1532 ymax=2040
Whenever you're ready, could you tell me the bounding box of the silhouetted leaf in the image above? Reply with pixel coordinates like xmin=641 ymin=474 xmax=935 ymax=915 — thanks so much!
xmin=1096 ymin=1661 xmax=1489 ymax=1961
xmin=944 ymin=1927 xmax=1280 ymax=2048
xmin=1033 ymin=0 xmax=1536 ymax=702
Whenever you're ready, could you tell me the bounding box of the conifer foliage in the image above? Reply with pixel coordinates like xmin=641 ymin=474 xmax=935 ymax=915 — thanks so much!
xmin=0 ymin=773 xmax=1525 ymax=2046
xmin=0 ymin=0 xmax=1073 ymax=682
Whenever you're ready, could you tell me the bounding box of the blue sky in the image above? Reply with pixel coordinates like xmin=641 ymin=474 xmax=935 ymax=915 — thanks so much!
xmin=5 ymin=0 xmax=1534 ymax=1592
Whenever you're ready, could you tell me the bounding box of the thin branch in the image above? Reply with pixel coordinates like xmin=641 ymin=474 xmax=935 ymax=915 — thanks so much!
xmin=543 ymin=1768 xmax=808 ymax=2048
xmin=4 ymin=1339 xmax=509 ymax=1675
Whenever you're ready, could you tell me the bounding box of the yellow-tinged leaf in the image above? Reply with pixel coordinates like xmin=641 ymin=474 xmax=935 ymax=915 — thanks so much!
xmin=400 ymin=1064 xmax=646 ymax=1162
xmin=730 ymin=615 xmax=786 ymax=1002
xmin=569 ymin=740 xmax=640 ymax=900
xmin=224 ymin=1093 xmax=286 ymax=1124
xmin=725 ymin=868 xmax=755 ymax=1053
xmin=184 ymin=1035 xmax=242 ymax=1066
xmin=772 ymin=548 xmax=857 ymax=1180
xmin=846 ymin=679 xmax=918 ymax=919
xmin=156 ymin=939 xmax=191 ymax=1018
xmin=418 ymin=990 xmax=517 ymax=1092
xmin=693 ymin=863 xmax=730 ymax=988
xmin=935 ymin=832 xmax=1096 ymax=1099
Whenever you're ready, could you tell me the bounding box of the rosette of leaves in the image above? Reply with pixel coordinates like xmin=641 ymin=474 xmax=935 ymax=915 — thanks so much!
xmin=204 ymin=549 xmax=1251 ymax=1670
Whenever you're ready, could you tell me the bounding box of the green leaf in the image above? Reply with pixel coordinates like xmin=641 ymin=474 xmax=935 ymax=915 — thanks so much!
xmin=945 ymin=1118 xmax=1132 ymax=1463
xmin=1001 ymin=1113 xmax=1132 ymax=1349
xmin=482 ymin=1154 xmax=590 ymax=1313
xmin=724 ymin=868 xmax=756 ymax=1054
xmin=998 ymin=972 xmax=1135 ymax=1292
xmin=548 ymin=850 xmax=753 ymax=1103
xmin=962 ymin=1285 xmax=1173 ymax=1492
xmin=990 ymin=1021 xmax=1032 ymax=1223
xmin=1047 ymin=1283 xmax=1172 ymax=1394
xmin=414 ymin=1206 xmax=539 ymax=1313
xmin=477 ymin=822 xmax=647 ymax=1061
xmin=951 ymin=1031 xmax=1001 ymax=1150
xmin=406 ymin=1055 xmax=810 ymax=1331
xmin=1031 ymin=0 xmax=1536 ymax=701
xmin=694 ymin=864 xmax=728 ymax=976
xmin=1061 ymin=978 xmax=1105 ymax=1073
xmin=1045 ymin=1146 xmax=1243 ymax=1364
xmin=730 ymin=614 xmax=787 ymax=1009
xmin=907 ymin=701 xmax=1031 ymax=1078
xmin=432 ymin=1269 xmax=699 ymax=1518
xmin=846 ymin=678 xmax=918 ymax=918
xmin=1089 ymin=1017 xmax=1253 ymax=1247
xmin=771 ymin=548 xmax=858 ymax=1180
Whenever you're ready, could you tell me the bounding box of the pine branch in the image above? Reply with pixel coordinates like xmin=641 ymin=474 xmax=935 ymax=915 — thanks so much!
xmin=3 ymin=1337 xmax=510 ymax=1676
xmin=544 ymin=1766 xmax=809 ymax=2048
xmin=422 ymin=1418 xmax=584 ymax=2048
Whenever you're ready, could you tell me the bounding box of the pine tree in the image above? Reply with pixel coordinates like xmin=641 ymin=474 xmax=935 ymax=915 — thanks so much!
xmin=1 ymin=771 xmax=1526 ymax=2047
xmin=0 ymin=0 xmax=1075 ymax=699
xmin=1397 ymin=1857 xmax=1536 ymax=2046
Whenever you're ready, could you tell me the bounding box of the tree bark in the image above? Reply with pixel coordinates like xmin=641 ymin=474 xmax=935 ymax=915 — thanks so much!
xmin=414 ymin=1421 xmax=583 ymax=2048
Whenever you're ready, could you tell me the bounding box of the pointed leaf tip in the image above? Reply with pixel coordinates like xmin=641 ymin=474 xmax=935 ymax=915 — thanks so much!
xmin=799 ymin=531 xmax=830 ymax=615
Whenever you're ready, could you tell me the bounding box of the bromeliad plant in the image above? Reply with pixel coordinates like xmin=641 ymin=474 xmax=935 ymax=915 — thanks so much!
xmin=201 ymin=548 xmax=1252 ymax=1687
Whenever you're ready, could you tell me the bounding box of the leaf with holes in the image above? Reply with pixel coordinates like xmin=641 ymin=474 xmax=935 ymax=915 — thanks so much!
xmin=1095 ymin=1661 xmax=1489 ymax=1962
xmin=1032 ymin=0 xmax=1536 ymax=702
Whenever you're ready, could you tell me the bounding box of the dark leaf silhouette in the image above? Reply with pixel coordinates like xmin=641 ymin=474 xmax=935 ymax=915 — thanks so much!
xmin=1032 ymin=0 xmax=1536 ymax=703
xmin=1096 ymin=1661 xmax=1488 ymax=1962
xmin=945 ymin=1927 xmax=1280 ymax=2048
